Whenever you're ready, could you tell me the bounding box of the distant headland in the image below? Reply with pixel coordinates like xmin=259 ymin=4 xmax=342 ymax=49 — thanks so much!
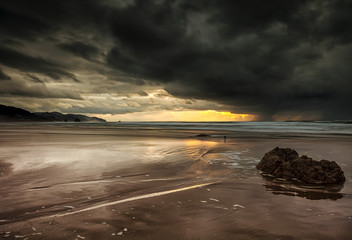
xmin=0 ymin=104 xmax=106 ymax=122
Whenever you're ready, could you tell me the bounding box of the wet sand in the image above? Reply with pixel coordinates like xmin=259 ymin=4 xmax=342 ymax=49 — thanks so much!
xmin=0 ymin=123 xmax=351 ymax=239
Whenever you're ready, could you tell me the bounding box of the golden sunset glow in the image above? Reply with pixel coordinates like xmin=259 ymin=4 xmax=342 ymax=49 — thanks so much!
xmin=93 ymin=110 xmax=257 ymax=122
xmin=169 ymin=110 xmax=257 ymax=121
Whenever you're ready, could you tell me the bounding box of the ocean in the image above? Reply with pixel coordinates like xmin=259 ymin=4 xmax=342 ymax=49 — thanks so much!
xmin=0 ymin=121 xmax=351 ymax=239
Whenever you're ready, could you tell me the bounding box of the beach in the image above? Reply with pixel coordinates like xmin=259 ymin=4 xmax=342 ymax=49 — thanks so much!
xmin=0 ymin=122 xmax=351 ymax=239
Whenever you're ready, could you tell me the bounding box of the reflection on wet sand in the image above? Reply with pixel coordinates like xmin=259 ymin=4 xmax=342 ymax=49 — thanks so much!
xmin=261 ymin=175 xmax=344 ymax=200
xmin=0 ymin=124 xmax=351 ymax=240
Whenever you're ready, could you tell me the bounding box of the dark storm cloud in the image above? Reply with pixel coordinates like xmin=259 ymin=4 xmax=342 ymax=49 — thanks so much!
xmin=106 ymin=0 xmax=352 ymax=119
xmin=0 ymin=46 xmax=78 ymax=81
xmin=27 ymin=74 xmax=44 ymax=83
xmin=0 ymin=80 xmax=82 ymax=100
xmin=0 ymin=0 xmax=106 ymax=41
xmin=0 ymin=68 xmax=11 ymax=81
xmin=0 ymin=5 xmax=52 ymax=41
xmin=57 ymin=41 xmax=100 ymax=60
xmin=1 ymin=0 xmax=352 ymax=119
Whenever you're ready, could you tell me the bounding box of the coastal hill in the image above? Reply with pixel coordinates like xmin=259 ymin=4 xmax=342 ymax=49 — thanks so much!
xmin=0 ymin=104 xmax=106 ymax=122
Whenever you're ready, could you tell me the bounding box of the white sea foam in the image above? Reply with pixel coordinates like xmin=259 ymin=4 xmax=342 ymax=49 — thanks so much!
xmin=233 ymin=204 xmax=245 ymax=209
xmin=209 ymin=198 xmax=220 ymax=202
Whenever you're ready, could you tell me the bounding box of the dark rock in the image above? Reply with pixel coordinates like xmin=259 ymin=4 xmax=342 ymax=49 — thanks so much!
xmin=256 ymin=147 xmax=346 ymax=184
xmin=195 ymin=133 xmax=211 ymax=137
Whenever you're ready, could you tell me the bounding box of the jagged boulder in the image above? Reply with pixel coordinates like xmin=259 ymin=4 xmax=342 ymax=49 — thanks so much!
xmin=256 ymin=147 xmax=346 ymax=184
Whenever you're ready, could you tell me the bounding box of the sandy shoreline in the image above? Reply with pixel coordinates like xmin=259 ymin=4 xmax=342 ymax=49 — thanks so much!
xmin=1 ymin=178 xmax=351 ymax=240
xmin=0 ymin=123 xmax=351 ymax=239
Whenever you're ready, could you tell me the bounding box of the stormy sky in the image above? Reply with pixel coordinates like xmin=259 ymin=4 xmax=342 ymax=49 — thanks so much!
xmin=1 ymin=0 xmax=352 ymax=121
